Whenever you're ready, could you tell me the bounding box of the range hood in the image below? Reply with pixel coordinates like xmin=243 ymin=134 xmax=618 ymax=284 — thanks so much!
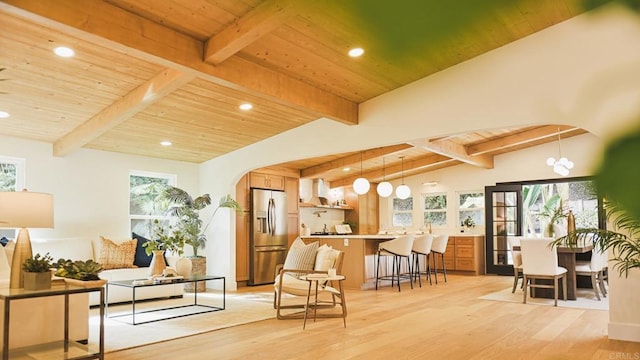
xmin=307 ymin=178 xmax=329 ymax=206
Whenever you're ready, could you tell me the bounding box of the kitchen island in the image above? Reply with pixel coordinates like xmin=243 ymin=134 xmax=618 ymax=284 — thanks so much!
xmin=301 ymin=234 xmax=397 ymax=290
xmin=301 ymin=233 xmax=486 ymax=289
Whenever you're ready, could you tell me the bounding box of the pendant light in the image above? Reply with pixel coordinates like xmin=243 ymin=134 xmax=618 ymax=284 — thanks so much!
xmin=395 ymin=156 xmax=411 ymax=199
xmin=353 ymin=151 xmax=370 ymax=195
xmin=546 ymin=128 xmax=574 ymax=177
xmin=376 ymin=157 xmax=393 ymax=197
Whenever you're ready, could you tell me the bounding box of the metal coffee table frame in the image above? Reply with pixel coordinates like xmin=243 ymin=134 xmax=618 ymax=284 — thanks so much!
xmin=106 ymin=274 xmax=225 ymax=325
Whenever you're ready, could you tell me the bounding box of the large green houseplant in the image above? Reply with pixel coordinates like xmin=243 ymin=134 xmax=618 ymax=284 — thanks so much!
xmin=161 ymin=186 xmax=243 ymax=257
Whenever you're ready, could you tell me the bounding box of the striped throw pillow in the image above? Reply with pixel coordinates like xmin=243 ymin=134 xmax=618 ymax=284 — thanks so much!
xmin=283 ymin=238 xmax=318 ymax=272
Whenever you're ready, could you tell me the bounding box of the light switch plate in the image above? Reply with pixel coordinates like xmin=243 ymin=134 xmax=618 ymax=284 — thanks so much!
xmin=343 ymin=238 xmax=349 ymax=246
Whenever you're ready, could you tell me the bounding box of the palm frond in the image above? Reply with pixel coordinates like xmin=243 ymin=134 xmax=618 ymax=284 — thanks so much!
xmin=551 ymin=199 xmax=640 ymax=277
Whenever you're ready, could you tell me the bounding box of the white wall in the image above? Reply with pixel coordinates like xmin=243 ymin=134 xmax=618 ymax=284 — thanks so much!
xmin=0 ymin=135 xmax=199 ymax=240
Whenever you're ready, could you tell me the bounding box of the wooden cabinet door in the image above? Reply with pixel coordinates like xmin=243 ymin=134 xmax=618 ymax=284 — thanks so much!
xmin=285 ymin=177 xmax=299 ymax=214
xmin=287 ymin=214 xmax=299 ymax=246
xmin=250 ymin=172 xmax=284 ymax=190
xmin=235 ymin=211 xmax=250 ymax=282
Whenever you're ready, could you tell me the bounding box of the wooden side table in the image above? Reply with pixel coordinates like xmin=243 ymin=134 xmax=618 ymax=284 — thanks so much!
xmin=299 ymin=274 xmax=347 ymax=329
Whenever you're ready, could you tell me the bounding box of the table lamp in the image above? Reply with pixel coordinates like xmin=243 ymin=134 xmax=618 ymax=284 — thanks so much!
xmin=0 ymin=189 xmax=54 ymax=288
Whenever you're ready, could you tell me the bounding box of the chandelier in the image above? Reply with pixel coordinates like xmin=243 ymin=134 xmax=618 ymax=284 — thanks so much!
xmin=546 ymin=129 xmax=574 ymax=176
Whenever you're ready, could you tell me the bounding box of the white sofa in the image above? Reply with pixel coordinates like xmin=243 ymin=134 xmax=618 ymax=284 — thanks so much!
xmin=28 ymin=237 xmax=184 ymax=305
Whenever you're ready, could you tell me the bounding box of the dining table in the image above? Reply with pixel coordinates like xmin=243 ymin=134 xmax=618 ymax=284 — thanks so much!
xmin=556 ymin=243 xmax=594 ymax=300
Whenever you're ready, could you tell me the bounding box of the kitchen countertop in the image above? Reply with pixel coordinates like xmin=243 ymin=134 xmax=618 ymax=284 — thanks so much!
xmin=300 ymin=234 xmax=397 ymax=240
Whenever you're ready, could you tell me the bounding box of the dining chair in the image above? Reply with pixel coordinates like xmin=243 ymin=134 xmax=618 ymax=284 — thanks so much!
xmin=376 ymin=234 xmax=415 ymax=292
xmin=411 ymin=234 xmax=434 ymax=287
xmin=430 ymin=235 xmax=450 ymax=284
xmin=575 ymin=245 xmax=609 ymax=300
xmin=520 ymin=238 xmax=567 ymax=306
xmin=507 ymin=236 xmax=523 ymax=293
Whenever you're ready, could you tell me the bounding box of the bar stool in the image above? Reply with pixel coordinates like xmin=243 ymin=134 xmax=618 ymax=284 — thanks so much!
xmin=376 ymin=234 xmax=415 ymax=292
xmin=430 ymin=235 xmax=450 ymax=284
xmin=411 ymin=234 xmax=434 ymax=287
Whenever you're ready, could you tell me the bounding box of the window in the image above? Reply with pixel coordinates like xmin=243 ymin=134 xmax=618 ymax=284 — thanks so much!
xmin=458 ymin=191 xmax=484 ymax=228
xmin=129 ymin=171 xmax=176 ymax=238
xmin=392 ymin=197 xmax=413 ymax=228
xmin=522 ymin=180 xmax=599 ymax=236
xmin=423 ymin=193 xmax=447 ymax=227
xmin=0 ymin=156 xmax=25 ymax=239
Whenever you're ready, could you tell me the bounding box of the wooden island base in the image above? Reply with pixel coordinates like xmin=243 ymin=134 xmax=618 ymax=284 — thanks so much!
xmin=301 ymin=234 xmax=485 ymax=290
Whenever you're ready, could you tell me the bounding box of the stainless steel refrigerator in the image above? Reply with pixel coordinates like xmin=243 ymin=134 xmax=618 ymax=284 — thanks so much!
xmin=249 ymin=188 xmax=288 ymax=285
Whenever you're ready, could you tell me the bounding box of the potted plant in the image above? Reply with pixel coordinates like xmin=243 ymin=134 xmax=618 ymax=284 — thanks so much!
xmin=54 ymin=258 xmax=105 ymax=288
xmin=22 ymin=252 xmax=54 ymax=290
xmin=160 ymin=186 xmax=242 ymax=291
xmin=143 ymin=220 xmax=186 ymax=276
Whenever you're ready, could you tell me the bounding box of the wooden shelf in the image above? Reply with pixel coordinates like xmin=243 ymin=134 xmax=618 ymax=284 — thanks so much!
xmin=299 ymin=203 xmax=353 ymax=210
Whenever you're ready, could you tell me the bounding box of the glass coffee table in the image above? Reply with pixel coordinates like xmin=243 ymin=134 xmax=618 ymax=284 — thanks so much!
xmin=106 ymin=274 xmax=225 ymax=325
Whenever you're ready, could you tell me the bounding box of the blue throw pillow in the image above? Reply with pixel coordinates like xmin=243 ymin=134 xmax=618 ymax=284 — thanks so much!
xmin=132 ymin=233 xmax=153 ymax=267
xmin=0 ymin=237 xmax=9 ymax=247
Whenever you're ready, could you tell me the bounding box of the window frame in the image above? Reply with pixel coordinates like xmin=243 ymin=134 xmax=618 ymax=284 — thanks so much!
xmin=422 ymin=192 xmax=448 ymax=228
xmin=129 ymin=170 xmax=177 ymax=238
xmin=457 ymin=190 xmax=485 ymax=228
xmin=391 ymin=196 xmax=414 ymax=229
xmin=0 ymin=156 xmax=26 ymax=239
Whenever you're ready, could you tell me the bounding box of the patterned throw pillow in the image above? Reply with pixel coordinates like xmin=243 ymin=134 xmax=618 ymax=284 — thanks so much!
xmin=98 ymin=236 xmax=137 ymax=269
xmin=283 ymin=238 xmax=318 ymax=272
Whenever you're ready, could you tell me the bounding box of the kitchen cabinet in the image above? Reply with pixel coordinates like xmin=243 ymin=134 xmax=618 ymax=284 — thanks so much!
xmin=344 ymin=186 xmax=378 ymax=235
xmin=285 ymin=177 xmax=299 ymax=214
xmin=235 ymin=175 xmax=250 ymax=282
xmin=250 ymin=172 xmax=285 ymax=190
xmin=433 ymin=235 xmax=485 ymax=275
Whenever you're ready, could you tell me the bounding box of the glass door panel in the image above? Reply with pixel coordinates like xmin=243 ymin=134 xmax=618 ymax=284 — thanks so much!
xmin=485 ymin=184 xmax=522 ymax=275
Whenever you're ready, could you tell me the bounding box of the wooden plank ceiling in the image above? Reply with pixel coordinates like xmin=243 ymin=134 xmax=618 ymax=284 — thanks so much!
xmin=0 ymin=0 xmax=594 ymax=182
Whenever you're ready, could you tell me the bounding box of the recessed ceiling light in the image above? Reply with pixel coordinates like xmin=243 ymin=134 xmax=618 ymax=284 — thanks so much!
xmin=348 ymin=48 xmax=364 ymax=57
xmin=239 ymin=103 xmax=253 ymax=111
xmin=0 ymin=111 xmax=9 ymax=119
xmin=160 ymin=140 xmax=172 ymax=146
xmin=54 ymin=46 xmax=75 ymax=58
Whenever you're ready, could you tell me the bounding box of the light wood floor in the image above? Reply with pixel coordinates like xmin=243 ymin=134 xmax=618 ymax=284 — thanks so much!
xmin=106 ymin=274 xmax=639 ymax=360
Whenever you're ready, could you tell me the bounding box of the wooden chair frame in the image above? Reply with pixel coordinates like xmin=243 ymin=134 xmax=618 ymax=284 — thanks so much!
xmin=273 ymin=252 xmax=345 ymax=320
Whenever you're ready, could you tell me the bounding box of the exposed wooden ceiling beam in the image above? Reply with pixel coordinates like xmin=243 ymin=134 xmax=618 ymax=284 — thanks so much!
xmin=416 ymin=139 xmax=494 ymax=169
xmin=466 ymin=125 xmax=585 ymax=155
xmin=53 ymin=68 xmax=194 ymax=157
xmin=330 ymin=154 xmax=456 ymax=188
xmin=300 ymin=144 xmax=414 ymax=178
xmin=204 ymin=0 xmax=301 ymax=65
xmin=1 ymin=0 xmax=358 ymax=126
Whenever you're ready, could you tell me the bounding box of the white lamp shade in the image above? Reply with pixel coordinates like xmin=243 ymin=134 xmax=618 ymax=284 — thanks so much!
xmin=0 ymin=191 xmax=54 ymax=228
xmin=376 ymin=181 xmax=393 ymax=197
xmin=395 ymin=184 xmax=411 ymax=199
xmin=353 ymin=177 xmax=370 ymax=195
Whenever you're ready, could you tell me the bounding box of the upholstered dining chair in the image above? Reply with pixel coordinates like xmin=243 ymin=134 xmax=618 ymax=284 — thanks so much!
xmin=507 ymin=236 xmax=523 ymax=293
xmin=376 ymin=234 xmax=415 ymax=292
xmin=575 ymin=244 xmax=609 ymax=301
xmin=430 ymin=235 xmax=450 ymax=284
xmin=411 ymin=234 xmax=434 ymax=287
xmin=520 ymin=238 xmax=567 ymax=306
